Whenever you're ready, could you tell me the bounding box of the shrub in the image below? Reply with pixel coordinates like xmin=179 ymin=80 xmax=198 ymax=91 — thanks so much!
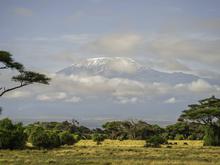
xmin=145 ymin=135 xmax=167 ymax=148
xmin=0 ymin=118 xmax=26 ymax=149
xmin=203 ymin=125 xmax=220 ymax=146
xmin=72 ymin=133 xmax=80 ymax=142
xmin=29 ymin=127 xmax=50 ymax=148
xmin=47 ymin=131 xmax=61 ymax=148
xmin=59 ymin=131 xmax=76 ymax=145
xmin=92 ymin=133 xmax=106 ymax=145
xmin=28 ymin=127 xmax=61 ymax=149
xmin=117 ymin=134 xmax=127 ymax=141
xmin=188 ymin=134 xmax=196 ymax=140
xmin=175 ymin=134 xmax=184 ymax=140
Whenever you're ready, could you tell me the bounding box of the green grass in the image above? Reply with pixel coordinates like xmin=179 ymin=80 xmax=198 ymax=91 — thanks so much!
xmin=0 ymin=140 xmax=220 ymax=165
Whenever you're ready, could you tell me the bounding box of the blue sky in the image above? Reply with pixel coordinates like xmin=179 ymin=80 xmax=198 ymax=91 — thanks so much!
xmin=1 ymin=0 xmax=220 ymax=126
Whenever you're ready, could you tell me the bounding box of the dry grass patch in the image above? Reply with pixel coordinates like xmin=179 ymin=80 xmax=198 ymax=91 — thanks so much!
xmin=0 ymin=140 xmax=220 ymax=165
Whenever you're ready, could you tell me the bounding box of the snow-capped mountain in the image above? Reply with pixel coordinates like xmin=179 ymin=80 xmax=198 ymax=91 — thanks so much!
xmin=57 ymin=57 xmax=142 ymax=75
xmin=57 ymin=57 xmax=209 ymax=84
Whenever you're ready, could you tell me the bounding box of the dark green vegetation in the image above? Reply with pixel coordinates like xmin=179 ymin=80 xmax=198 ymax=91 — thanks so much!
xmin=25 ymin=121 xmax=80 ymax=149
xmin=145 ymin=135 xmax=167 ymax=148
xmin=0 ymin=118 xmax=204 ymax=150
xmin=0 ymin=51 xmax=50 ymax=97
xmin=0 ymin=118 xmax=26 ymax=149
xmin=92 ymin=133 xmax=106 ymax=145
xmin=28 ymin=127 xmax=61 ymax=149
xmin=180 ymin=96 xmax=220 ymax=146
xmin=0 ymin=96 xmax=220 ymax=150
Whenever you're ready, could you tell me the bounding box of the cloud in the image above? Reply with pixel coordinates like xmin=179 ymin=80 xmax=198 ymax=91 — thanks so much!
xmin=37 ymin=92 xmax=67 ymax=101
xmin=53 ymin=74 xmax=146 ymax=97
xmin=34 ymin=73 xmax=220 ymax=104
xmin=85 ymin=33 xmax=142 ymax=55
xmin=4 ymin=91 xmax=31 ymax=99
xmin=116 ymin=96 xmax=138 ymax=104
xmin=14 ymin=7 xmax=33 ymax=17
xmin=175 ymin=79 xmax=219 ymax=93
xmin=144 ymin=58 xmax=192 ymax=74
xmin=164 ymin=97 xmax=177 ymax=104
xmin=65 ymin=96 xmax=82 ymax=103
xmin=188 ymin=79 xmax=212 ymax=93
xmin=107 ymin=58 xmax=140 ymax=74
xmin=16 ymin=34 xmax=94 ymax=44
xmin=163 ymin=61 xmax=189 ymax=71
xmin=148 ymin=35 xmax=220 ymax=70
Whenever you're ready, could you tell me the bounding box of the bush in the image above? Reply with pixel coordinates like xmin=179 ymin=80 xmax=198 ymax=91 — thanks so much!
xmin=0 ymin=118 xmax=26 ymax=149
xmin=59 ymin=131 xmax=76 ymax=145
xmin=72 ymin=133 xmax=80 ymax=141
xmin=188 ymin=134 xmax=196 ymax=140
xmin=117 ymin=134 xmax=127 ymax=141
xmin=92 ymin=133 xmax=106 ymax=145
xmin=47 ymin=131 xmax=61 ymax=148
xmin=175 ymin=134 xmax=184 ymax=140
xmin=203 ymin=125 xmax=220 ymax=146
xmin=145 ymin=135 xmax=167 ymax=148
xmin=29 ymin=127 xmax=61 ymax=149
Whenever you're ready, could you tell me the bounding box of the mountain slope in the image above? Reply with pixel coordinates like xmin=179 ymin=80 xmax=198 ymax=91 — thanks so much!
xmin=57 ymin=57 xmax=203 ymax=84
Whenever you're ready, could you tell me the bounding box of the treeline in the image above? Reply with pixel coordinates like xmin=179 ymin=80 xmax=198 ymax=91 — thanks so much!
xmin=0 ymin=118 xmax=205 ymax=149
xmin=1 ymin=95 xmax=220 ymax=149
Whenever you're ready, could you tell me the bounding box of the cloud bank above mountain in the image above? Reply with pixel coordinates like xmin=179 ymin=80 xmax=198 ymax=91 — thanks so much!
xmin=4 ymin=57 xmax=219 ymax=106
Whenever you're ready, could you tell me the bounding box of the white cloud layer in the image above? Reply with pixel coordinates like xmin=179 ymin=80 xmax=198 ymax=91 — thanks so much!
xmin=164 ymin=97 xmax=177 ymax=104
xmin=148 ymin=35 xmax=220 ymax=71
xmin=175 ymin=79 xmax=218 ymax=93
xmin=85 ymin=33 xmax=142 ymax=55
xmin=65 ymin=96 xmax=81 ymax=103
xmin=4 ymin=91 xmax=31 ymax=99
xmin=31 ymin=74 xmax=220 ymax=104
xmin=37 ymin=92 xmax=67 ymax=101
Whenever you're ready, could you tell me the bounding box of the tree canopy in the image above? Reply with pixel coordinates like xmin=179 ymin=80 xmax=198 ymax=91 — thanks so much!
xmin=0 ymin=50 xmax=50 ymax=97
xmin=179 ymin=96 xmax=220 ymax=146
xmin=179 ymin=96 xmax=220 ymax=126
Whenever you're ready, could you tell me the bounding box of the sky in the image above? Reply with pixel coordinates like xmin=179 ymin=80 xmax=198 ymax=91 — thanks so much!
xmin=0 ymin=0 xmax=220 ymax=126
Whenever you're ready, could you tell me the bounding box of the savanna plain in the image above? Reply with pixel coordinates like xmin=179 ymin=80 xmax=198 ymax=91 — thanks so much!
xmin=1 ymin=140 xmax=220 ymax=165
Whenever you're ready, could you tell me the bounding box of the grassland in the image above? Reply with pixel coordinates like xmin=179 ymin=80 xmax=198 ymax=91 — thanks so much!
xmin=1 ymin=140 xmax=220 ymax=165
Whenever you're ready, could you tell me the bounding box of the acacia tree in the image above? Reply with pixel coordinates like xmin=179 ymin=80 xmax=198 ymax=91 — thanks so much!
xmin=0 ymin=51 xmax=50 ymax=97
xmin=179 ymin=96 xmax=220 ymax=146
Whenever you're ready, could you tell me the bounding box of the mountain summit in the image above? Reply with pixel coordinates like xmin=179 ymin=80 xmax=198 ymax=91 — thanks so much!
xmin=57 ymin=57 xmax=201 ymax=84
xmin=58 ymin=57 xmax=143 ymax=75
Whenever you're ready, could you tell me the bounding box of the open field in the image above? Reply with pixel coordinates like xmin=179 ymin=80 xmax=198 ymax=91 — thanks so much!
xmin=1 ymin=140 xmax=220 ymax=165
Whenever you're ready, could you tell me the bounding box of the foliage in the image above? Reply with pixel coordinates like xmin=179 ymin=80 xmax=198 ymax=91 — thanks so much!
xmin=179 ymin=96 xmax=220 ymax=125
xmin=92 ymin=133 xmax=106 ymax=145
xmin=179 ymin=96 xmax=220 ymax=146
xmin=12 ymin=71 xmax=50 ymax=85
xmin=175 ymin=134 xmax=184 ymax=140
xmin=25 ymin=120 xmax=91 ymax=140
xmin=59 ymin=131 xmax=77 ymax=145
xmin=0 ymin=118 xmax=26 ymax=149
xmin=72 ymin=134 xmax=80 ymax=141
xmin=0 ymin=51 xmax=23 ymax=70
xmin=203 ymin=125 xmax=220 ymax=146
xmin=28 ymin=127 xmax=61 ymax=149
xmin=0 ymin=50 xmax=50 ymax=97
xmin=165 ymin=122 xmax=204 ymax=140
xmin=145 ymin=135 xmax=167 ymax=148
xmin=102 ymin=120 xmax=164 ymax=140
xmin=47 ymin=131 xmax=61 ymax=148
